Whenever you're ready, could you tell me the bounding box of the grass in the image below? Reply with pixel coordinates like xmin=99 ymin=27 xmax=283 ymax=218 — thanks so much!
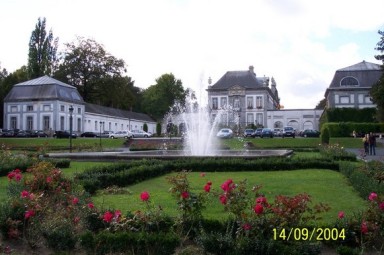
xmin=92 ymin=169 xmax=367 ymax=225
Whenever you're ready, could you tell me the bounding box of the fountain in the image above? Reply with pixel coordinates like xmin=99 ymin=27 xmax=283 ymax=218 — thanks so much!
xmin=46 ymin=92 xmax=292 ymax=161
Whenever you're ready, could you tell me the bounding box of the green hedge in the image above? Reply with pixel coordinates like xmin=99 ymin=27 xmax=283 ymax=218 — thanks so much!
xmin=76 ymin=158 xmax=340 ymax=194
xmin=321 ymin=122 xmax=384 ymax=137
xmin=80 ymin=231 xmax=180 ymax=255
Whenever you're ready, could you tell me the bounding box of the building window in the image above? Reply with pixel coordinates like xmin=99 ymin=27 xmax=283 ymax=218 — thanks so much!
xmin=78 ymin=108 xmax=81 ymax=114
xmin=358 ymin=94 xmax=364 ymax=103
xmin=95 ymin=121 xmax=98 ymax=131
xmin=11 ymin=106 xmax=17 ymax=112
xmin=247 ymin=113 xmax=254 ymax=124
xmin=234 ymin=98 xmax=240 ymax=108
xmin=340 ymin=96 xmax=349 ymax=104
xmin=365 ymin=95 xmax=372 ymax=103
xmin=247 ymin=97 xmax=253 ymax=109
xmin=60 ymin=105 xmax=65 ymax=111
xmin=220 ymin=97 xmax=227 ymax=108
xmin=27 ymin=116 xmax=33 ymax=130
xmin=60 ymin=116 xmax=65 ymax=130
xmin=43 ymin=116 xmax=50 ymax=130
xmin=256 ymin=96 xmax=263 ymax=109
xmin=256 ymin=113 xmax=263 ymax=126
xmin=109 ymin=122 xmax=111 ymax=130
xmin=212 ymin=98 xmax=218 ymax=110
xmin=27 ymin=105 xmax=33 ymax=111
xmin=77 ymin=118 xmax=81 ymax=132
xmin=340 ymin=77 xmax=359 ymax=86
xmin=221 ymin=114 xmax=227 ymax=124
xmin=10 ymin=117 xmax=17 ymax=129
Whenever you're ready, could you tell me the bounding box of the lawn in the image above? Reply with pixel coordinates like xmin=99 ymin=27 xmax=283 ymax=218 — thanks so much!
xmin=92 ymin=169 xmax=367 ymax=225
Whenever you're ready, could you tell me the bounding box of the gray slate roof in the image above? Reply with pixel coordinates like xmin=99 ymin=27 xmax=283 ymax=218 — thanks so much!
xmin=209 ymin=70 xmax=264 ymax=90
xmin=328 ymin=61 xmax=382 ymax=89
xmin=4 ymin=75 xmax=84 ymax=103
xmin=85 ymin=103 xmax=155 ymax=122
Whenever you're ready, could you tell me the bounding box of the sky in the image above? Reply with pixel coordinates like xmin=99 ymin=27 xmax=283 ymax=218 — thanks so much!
xmin=1 ymin=0 xmax=384 ymax=109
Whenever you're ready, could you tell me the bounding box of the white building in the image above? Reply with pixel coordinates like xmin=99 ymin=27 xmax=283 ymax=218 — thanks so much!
xmin=3 ymin=76 xmax=156 ymax=134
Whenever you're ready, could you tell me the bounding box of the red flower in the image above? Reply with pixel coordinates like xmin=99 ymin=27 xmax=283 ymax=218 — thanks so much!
xmin=103 ymin=211 xmax=114 ymax=223
xmin=256 ymin=196 xmax=267 ymax=204
xmin=254 ymin=204 xmax=264 ymax=215
xmin=221 ymin=179 xmax=234 ymax=192
xmin=379 ymin=202 xmax=384 ymax=211
xmin=74 ymin=216 xmax=80 ymax=224
xmin=46 ymin=176 xmax=53 ymax=183
xmin=207 ymin=181 xmax=212 ymax=186
xmin=140 ymin=191 xmax=150 ymax=201
xmin=219 ymin=194 xmax=227 ymax=205
xmin=87 ymin=203 xmax=95 ymax=209
xmin=204 ymin=184 xmax=211 ymax=192
xmin=114 ymin=210 xmax=122 ymax=222
xmin=242 ymin=223 xmax=251 ymax=230
xmin=361 ymin=221 xmax=368 ymax=234
xmin=368 ymin=192 xmax=377 ymax=201
xmin=21 ymin=190 xmax=30 ymax=199
xmin=338 ymin=211 xmax=345 ymax=219
xmin=181 ymin=191 xmax=189 ymax=199
xmin=7 ymin=169 xmax=22 ymax=182
xmin=72 ymin=197 xmax=79 ymax=205
xmin=7 ymin=172 xmax=15 ymax=180
xmin=200 ymin=172 xmax=206 ymax=177
xmin=25 ymin=210 xmax=35 ymax=219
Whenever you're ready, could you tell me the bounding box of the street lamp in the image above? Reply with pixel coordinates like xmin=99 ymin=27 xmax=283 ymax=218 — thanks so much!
xmin=99 ymin=121 xmax=104 ymax=151
xmin=69 ymin=105 xmax=74 ymax=153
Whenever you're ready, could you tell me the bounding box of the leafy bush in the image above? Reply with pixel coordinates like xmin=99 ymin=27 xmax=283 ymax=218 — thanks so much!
xmin=321 ymin=127 xmax=330 ymax=144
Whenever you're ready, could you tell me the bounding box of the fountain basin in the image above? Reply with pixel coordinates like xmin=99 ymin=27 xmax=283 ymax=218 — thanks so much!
xmin=46 ymin=149 xmax=293 ymax=162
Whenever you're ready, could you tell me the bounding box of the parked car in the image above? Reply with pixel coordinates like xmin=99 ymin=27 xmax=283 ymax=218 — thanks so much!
xmin=301 ymin=129 xmax=320 ymax=137
xmin=282 ymin=126 xmax=295 ymax=138
xmin=260 ymin=128 xmax=274 ymax=138
xmin=31 ymin=130 xmax=49 ymax=137
xmin=1 ymin=129 xmax=15 ymax=137
xmin=252 ymin=128 xmax=263 ymax=138
xmin=53 ymin=131 xmax=77 ymax=139
xmin=216 ymin=128 xmax=233 ymax=139
xmin=80 ymin=132 xmax=98 ymax=138
xmin=130 ymin=130 xmax=152 ymax=138
xmin=100 ymin=131 xmax=114 ymax=138
xmin=15 ymin=130 xmax=29 ymax=137
xmin=273 ymin=128 xmax=282 ymax=137
xmin=243 ymin=129 xmax=254 ymax=138
xmin=109 ymin=130 xmax=131 ymax=139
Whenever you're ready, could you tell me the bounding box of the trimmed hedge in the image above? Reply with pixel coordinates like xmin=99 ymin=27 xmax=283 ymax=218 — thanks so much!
xmin=321 ymin=122 xmax=384 ymax=137
xmin=76 ymin=158 xmax=340 ymax=194
xmin=80 ymin=231 xmax=180 ymax=255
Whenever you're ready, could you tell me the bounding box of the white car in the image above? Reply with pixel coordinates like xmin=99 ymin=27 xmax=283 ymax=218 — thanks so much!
xmin=130 ymin=130 xmax=152 ymax=138
xmin=109 ymin=130 xmax=131 ymax=139
xmin=216 ymin=128 xmax=233 ymax=138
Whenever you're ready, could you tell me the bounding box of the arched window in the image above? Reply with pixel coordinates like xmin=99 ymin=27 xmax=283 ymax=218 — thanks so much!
xmin=340 ymin=77 xmax=359 ymax=86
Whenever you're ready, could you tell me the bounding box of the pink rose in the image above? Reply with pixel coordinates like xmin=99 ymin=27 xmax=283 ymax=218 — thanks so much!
xmin=140 ymin=191 xmax=150 ymax=201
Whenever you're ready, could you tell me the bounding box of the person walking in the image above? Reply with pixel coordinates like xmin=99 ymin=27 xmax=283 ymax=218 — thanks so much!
xmin=369 ymin=132 xmax=376 ymax=156
xmin=363 ymin=134 xmax=369 ymax=155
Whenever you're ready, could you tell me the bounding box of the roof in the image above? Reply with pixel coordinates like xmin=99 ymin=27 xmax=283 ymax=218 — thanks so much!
xmin=327 ymin=61 xmax=383 ymax=89
xmin=208 ymin=70 xmax=264 ymax=90
xmin=85 ymin=103 xmax=155 ymax=122
xmin=4 ymin=75 xmax=84 ymax=103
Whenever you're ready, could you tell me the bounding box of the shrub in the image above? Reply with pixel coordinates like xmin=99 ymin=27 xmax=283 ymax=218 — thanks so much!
xmin=321 ymin=127 xmax=330 ymax=144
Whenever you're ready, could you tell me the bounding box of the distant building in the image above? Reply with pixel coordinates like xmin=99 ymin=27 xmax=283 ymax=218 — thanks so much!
xmin=207 ymin=66 xmax=322 ymax=131
xmin=324 ymin=61 xmax=382 ymax=109
xmin=3 ymin=76 xmax=156 ymax=134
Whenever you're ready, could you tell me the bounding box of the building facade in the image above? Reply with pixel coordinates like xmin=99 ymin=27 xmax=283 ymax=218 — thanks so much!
xmin=3 ymin=76 xmax=156 ymax=134
xmin=324 ymin=61 xmax=381 ymax=109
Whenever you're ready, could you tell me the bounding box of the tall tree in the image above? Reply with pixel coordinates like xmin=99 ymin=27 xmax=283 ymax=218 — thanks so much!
xmin=28 ymin=17 xmax=58 ymax=78
xmin=315 ymin=98 xmax=326 ymax=109
xmin=370 ymin=30 xmax=384 ymax=121
xmin=0 ymin=66 xmax=28 ymax=127
xmin=141 ymin=73 xmax=186 ymax=120
xmin=55 ymin=37 xmax=127 ymax=103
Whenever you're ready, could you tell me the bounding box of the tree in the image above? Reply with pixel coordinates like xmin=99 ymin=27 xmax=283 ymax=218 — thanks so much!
xmin=315 ymin=98 xmax=326 ymax=109
xmin=0 ymin=66 xmax=29 ymax=127
xmin=55 ymin=37 xmax=127 ymax=103
xmin=370 ymin=30 xmax=384 ymax=121
xmin=141 ymin=73 xmax=186 ymax=120
xmin=28 ymin=17 xmax=58 ymax=78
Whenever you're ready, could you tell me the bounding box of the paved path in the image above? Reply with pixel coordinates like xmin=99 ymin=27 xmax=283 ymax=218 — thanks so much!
xmin=345 ymin=138 xmax=384 ymax=162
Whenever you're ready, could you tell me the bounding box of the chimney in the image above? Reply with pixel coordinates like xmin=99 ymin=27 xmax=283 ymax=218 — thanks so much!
xmin=249 ymin=65 xmax=255 ymax=76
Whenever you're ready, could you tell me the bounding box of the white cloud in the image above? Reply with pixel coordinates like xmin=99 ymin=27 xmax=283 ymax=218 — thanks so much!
xmin=1 ymin=0 xmax=383 ymax=109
